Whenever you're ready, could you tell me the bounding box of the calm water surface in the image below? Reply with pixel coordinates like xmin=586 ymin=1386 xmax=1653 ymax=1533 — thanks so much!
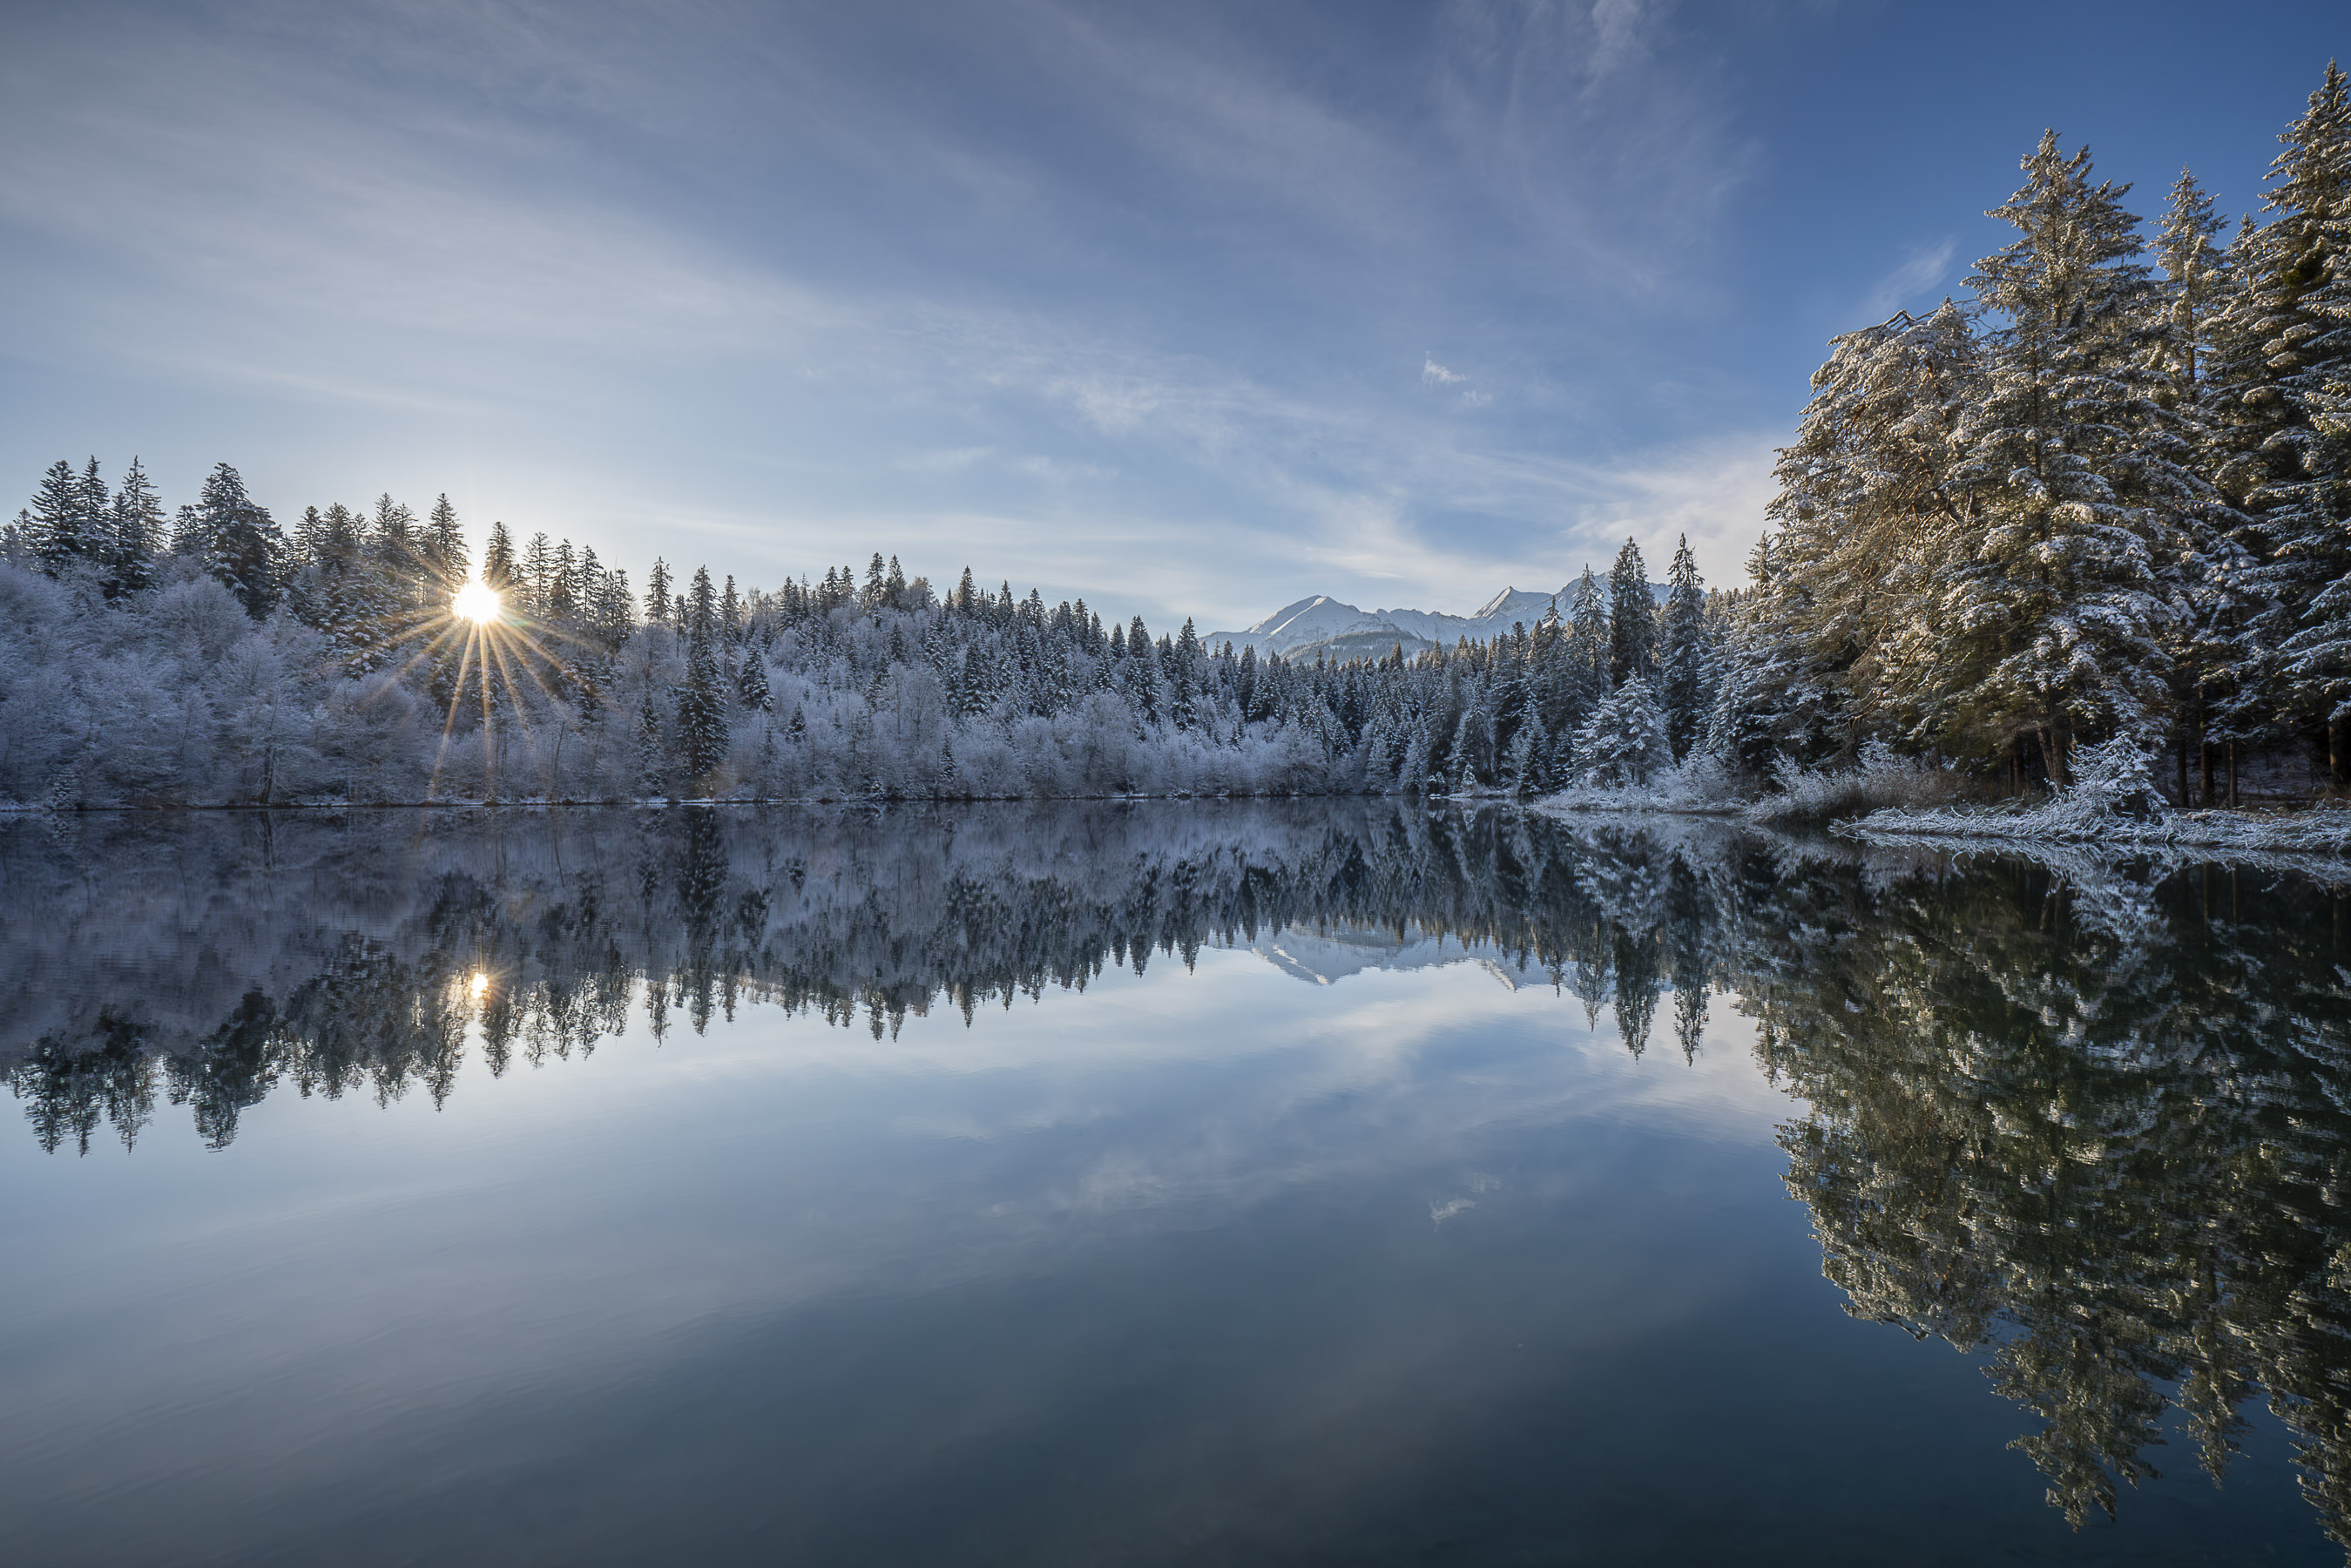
xmin=2 ymin=802 xmax=2345 ymax=1565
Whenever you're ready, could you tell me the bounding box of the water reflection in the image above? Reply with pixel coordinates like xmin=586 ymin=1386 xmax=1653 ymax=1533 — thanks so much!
xmin=4 ymin=802 xmax=2349 ymax=1555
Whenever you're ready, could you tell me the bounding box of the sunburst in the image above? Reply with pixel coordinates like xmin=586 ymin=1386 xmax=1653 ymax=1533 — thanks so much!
xmin=348 ymin=547 xmax=611 ymax=802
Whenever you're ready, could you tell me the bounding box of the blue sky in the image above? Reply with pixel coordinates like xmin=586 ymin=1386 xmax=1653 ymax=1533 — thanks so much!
xmin=1 ymin=1 xmax=2341 ymax=631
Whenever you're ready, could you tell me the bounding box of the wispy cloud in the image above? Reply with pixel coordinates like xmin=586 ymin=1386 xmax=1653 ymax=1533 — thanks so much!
xmin=895 ymin=447 xmax=997 ymax=473
xmin=0 ymin=0 xmax=1789 ymax=632
xmin=1859 ymin=237 xmax=1958 ymax=321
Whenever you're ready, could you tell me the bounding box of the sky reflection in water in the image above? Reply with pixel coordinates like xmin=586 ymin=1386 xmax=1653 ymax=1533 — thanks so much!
xmin=0 ymin=804 xmax=2344 ymax=1566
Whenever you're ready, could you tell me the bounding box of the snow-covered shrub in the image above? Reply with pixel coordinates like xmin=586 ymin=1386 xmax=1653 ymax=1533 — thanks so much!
xmin=1745 ymin=741 xmax=1960 ymax=826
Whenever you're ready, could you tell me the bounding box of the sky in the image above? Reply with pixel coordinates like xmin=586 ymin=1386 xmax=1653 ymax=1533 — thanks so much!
xmin=1 ymin=1 xmax=2342 ymax=632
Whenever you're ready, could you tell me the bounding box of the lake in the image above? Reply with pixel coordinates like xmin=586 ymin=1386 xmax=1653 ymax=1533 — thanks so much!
xmin=2 ymin=802 xmax=2345 ymax=1565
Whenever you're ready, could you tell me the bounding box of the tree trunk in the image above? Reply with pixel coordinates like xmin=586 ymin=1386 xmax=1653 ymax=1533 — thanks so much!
xmin=2227 ymin=740 xmax=2240 ymax=808
xmin=2332 ymin=715 xmax=2349 ymax=792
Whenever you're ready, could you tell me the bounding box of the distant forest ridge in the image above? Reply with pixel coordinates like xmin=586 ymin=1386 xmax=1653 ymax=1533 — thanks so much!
xmin=3 ymin=57 xmax=2349 ymax=808
xmin=0 ymin=456 xmax=1713 ymax=805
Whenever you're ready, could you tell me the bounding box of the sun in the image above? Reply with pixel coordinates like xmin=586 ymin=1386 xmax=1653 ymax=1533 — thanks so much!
xmin=452 ymin=580 xmax=503 ymax=624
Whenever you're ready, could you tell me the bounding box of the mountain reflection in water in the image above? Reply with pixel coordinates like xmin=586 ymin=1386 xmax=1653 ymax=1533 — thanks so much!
xmin=3 ymin=801 xmax=2348 ymax=1562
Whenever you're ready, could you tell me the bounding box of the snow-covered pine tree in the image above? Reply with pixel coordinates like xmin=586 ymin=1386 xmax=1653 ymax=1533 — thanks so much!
xmin=2148 ymin=169 xmax=2254 ymax=800
xmin=106 ymin=456 xmax=163 ymax=599
xmin=675 ymin=567 xmax=729 ymax=793
xmin=736 ymin=649 xmax=773 ymax=713
xmin=644 ymin=558 xmax=673 ymax=627
xmin=26 ymin=459 xmax=93 ymax=577
xmin=181 ymin=463 xmax=285 ymax=619
xmin=2252 ymin=64 xmax=2351 ymax=783
xmin=1573 ymin=674 xmax=1672 ymax=787
xmin=1607 ymin=538 xmax=1657 ymax=687
xmin=1560 ymin=568 xmax=1611 ymax=727
xmin=482 ymin=520 xmax=517 ymax=592
xmin=74 ymin=458 xmax=109 ymax=571
xmin=1503 ymin=699 xmax=1549 ymax=796
xmin=1706 ymin=535 xmax=1802 ymax=776
xmin=1925 ymin=132 xmax=2196 ymax=783
xmin=1768 ymin=300 xmax=1981 ymax=755
xmin=1658 ymin=534 xmax=1714 ymax=760
xmin=423 ymin=494 xmax=468 ymax=598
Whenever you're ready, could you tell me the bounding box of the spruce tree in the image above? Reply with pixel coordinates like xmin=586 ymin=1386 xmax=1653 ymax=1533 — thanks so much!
xmin=1607 ymin=537 xmax=1657 ymax=687
xmin=27 ymin=459 xmax=90 ymax=576
xmin=107 ymin=457 xmax=163 ymax=598
xmin=1767 ymin=301 xmax=1982 ymax=753
xmin=423 ymin=494 xmax=468 ymax=593
xmin=736 ymin=650 xmax=773 ymax=713
xmin=675 ymin=567 xmax=729 ymax=792
xmin=2150 ymin=171 xmax=2252 ymax=798
xmin=1573 ymin=675 xmax=1672 ymax=787
xmin=2249 ymin=64 xmax=2351 ymax=781
xmin=183 ymin=463 xmax=285 ymax=619
xmin=482 ymin=521 xmax=517 ymax=592
xmin=1658 ymin=534 xmax=1714 ymax=760
xmin=1926 ymin=132 xmax=2196 ymax=781
xmin=645 ymin=558 xmax=672 ymax=625
xmin=1561 ymin=568 xmax=1611 ymax=728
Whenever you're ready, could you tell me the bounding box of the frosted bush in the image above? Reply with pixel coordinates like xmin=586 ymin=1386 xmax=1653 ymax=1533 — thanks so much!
xmin=1744 ymin=742 xmax=1959 ymax=826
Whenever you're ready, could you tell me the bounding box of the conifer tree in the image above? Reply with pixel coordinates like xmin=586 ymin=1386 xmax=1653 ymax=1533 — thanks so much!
xmin=523 ymin=531 xmax=555 ymax=615
xmin=1767 ymin=301 xmax=1982 ymax=754
xmin=675 ymin=566 xmax=729 ymax=792
xmin=1659 ymin=535 xmax=1714 ymax=760
xmin=1607 ymin=537 xmax=1657 ymax=687
xmin=736 ymin=650 xmax=773 ymax=713
xmin=423 ymin=494 xmax=468 ymax=592
xmin=107 ymin=457 xmax=163 ymax=598
xmin=645 ymin=558 xmax=673 ymax=626
xmin=27 ymin=459 xmax=90 ymax=576
xmin=482 ymin=521 xmax=517 ymax=592
xmin=2149 ymin=171 xmax=2251 ymax=796
xmin=1922 ymin=132 xmax=2195 ymax=781
xmin=1561 ymin=568 xmax=1611 ymax=728
xmin=2246 ymin=64 xmax=2351 ymax=781
xmin=1574 ymin=675 xmax=1672 ymax=787
xmin=181 ymin=463 xmax=284 ymax=619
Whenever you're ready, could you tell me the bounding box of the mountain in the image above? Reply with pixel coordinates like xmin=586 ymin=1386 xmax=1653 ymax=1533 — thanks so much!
xmin=1249 ymin=922 xmax=1552 ymax=990
xmin=1207 ymin=582 xmax=1676 ymax=662
xmin=1208 ymin=584 xmax=1573 ymax=661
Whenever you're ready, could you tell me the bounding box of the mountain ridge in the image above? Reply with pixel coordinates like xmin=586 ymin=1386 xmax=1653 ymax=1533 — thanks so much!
xmin=1208 ymin=583 xmax=1667 ymax=661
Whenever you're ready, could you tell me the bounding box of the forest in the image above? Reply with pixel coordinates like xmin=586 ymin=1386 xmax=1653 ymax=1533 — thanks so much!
xmin=3 ymin=60 xmax=2346 ymax=809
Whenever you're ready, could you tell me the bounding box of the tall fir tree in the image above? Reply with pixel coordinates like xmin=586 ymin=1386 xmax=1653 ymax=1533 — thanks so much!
xmin=675 ymin=566 xmax=729 ymax=791
xmin=1658 ymin=535 xmax=1714 ymax=760
xmin=481 ymin=520 xmax=517 ymax=592
xmin=106 ymin=456 xmax=163 ymax=599
xmin=1607 ymin=537 xmax=1657 ymax=688
xmin=180 ymin=463 xmax=284 ymax=619
xmin=1561 ymin=568 xmax=1611 ymax=728
xmin=1767 ymin=301 xmax=1982 ymax=754
xmin=645 ymin=558 xmax=673 ymax=626
xmin=422 ymin=494 xmax=469 ymax=595
xmin=1921 ymin=132 xmax=2195 ymax=782
xmin=2251 ymin=63 xmax=2351 ymax=781
xmin=27 ymin=459 xmax=93 ymax=577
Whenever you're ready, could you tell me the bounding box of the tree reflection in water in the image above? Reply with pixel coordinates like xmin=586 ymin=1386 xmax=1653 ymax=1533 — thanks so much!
xmin=4 ymin=803 xmax=2348 ymax=1551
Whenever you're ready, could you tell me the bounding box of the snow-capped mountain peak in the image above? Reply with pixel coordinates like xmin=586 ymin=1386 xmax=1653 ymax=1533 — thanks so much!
xmin=1209 ymin=583 xmax=1571 ymax=661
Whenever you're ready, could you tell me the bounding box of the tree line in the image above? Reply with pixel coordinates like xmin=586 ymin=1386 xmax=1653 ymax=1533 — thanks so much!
xmin=2 ymin=455 xmax=1726 ymax=805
